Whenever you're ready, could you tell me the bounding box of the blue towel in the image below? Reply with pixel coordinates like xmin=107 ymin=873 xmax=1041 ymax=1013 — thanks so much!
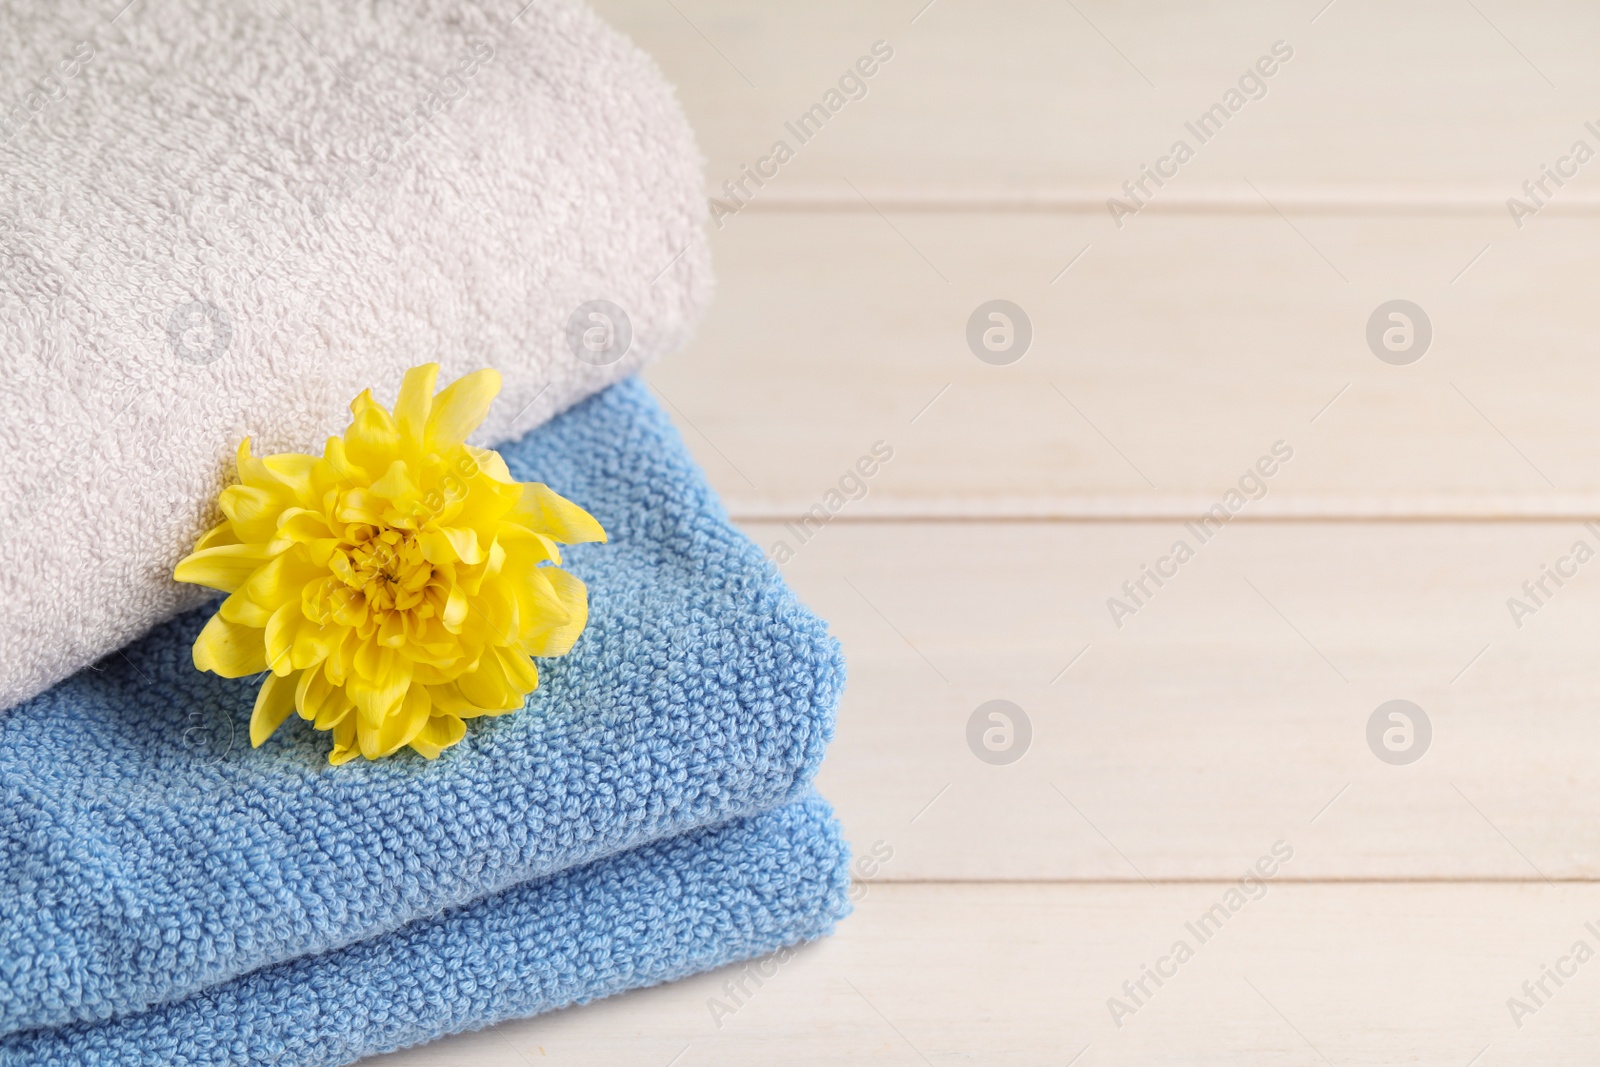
xmin=0 ymin=378 xmax=845 ymax=1038
xmin=1 ymin=793 xmax=851 ymax=1066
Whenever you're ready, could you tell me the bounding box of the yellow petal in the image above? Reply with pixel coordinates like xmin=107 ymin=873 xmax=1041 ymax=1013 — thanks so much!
xmin=260 ymin=452 xmax=318 ymax=505
xmin=369 ymin=459 xmax=419 ymax=505
xmin=273 ymin=507 xmax=333 ymax=544
xmin=173 ymin=543 xmax=272 ymax=593
xmin=394 ymin=363 xmax=439 ymax=453
xmin=234 ymin=437 xmax=271 ymax=489
xmin=263 ymin=601 xmax=302 ymax=676
xmin=323 ymin=628 xmax=360 ymax=687
xmin=371 ymin=683 xmax=431 ymax=758
xmin=448 ymin=467 xmax=523 ymax=534
xmin=455 ymin=648 xmax=526 ymax=713
xmin=494 ymin=645 xmax=540 ymax=693
xmin=250 ymin=670 xmax=300 ymax=747
xmin=294 ymin=663 xmax=353 ymax=729
xmin=320 ymin=435 xmax=368 ymax=485
xmin=419 ymin=525 xmax=482 ymax=566
xmin=513 ymin=484 xmax=607 ymax=545
xmin=218 ymin=587 xmax=273 ymax=628
xmin=240 ymin=550 xmax=322 ymax=611
xmin=295 ymin=662 xmax=328 ymax=721
xmin=425 ymin=368 xmax=501 ymax=449
xmin=219 ymin=484 xmax=286 ymax=544
xmin=192 ymin=613 xmax=268 ymax=677
xmin=409 ymin=713 xmax=466 ymax=759
xmin=509 ymin=563 xmax=569 ymax=618
xmin=522 ymin=567 xmax=589 ymax=657
xmin=470 ymin=579 xmax=517 ymax=645
xmin=329 ymin=716 xmax=359 ymax=765
xmin=377 ymin=610 xmax=407 ymax=649
xmin=345 ymin=390 xmax=400 ymax=472
xmin=465 ymin=445 xmax=512 ymax=483
xmin=348 ymin=647 xmax=413 ymax=729
xmin=334 ymin=488 xmax=388 ymax=528
xmin=193 ymin=520 xmax=239 ymax=552
xmin=426 ymin=682 xmax=478 ymax=718
xmin=290 ymin=619 xmax=338 ymax=670
xmin=314 ymin=698 xmax=355 ymax=730
xmin=440 ymin=582 xmax=469 ymax=632
xmin=497 ymin=524 xmax=563 ymax=565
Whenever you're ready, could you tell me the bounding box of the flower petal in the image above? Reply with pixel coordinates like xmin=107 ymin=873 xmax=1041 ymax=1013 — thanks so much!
xmin=394 ymin=363 xmax=439 ymax=453
xmin=320 ymin=435 xmax=368 ymax=485
xmin=294 ymin=663 xmax=353 ymax=729
xmin=241 ymin=550 xmax=322 ymax=611
xmin=273 ymin=507 xmax=334 ymax=544
xmin=314 ymin=697 xmax=355 ymax=730
xmin=290 ymin=616 xmax=340 ymax=671
xmin=218 ymin=587 xmax=272 ymax=628
xmin=345 ymin=390 xmax=400 ymax=472
xmin=219 ymin=484 xmax=286 ymax=544
xmin=369 ymin=459 xmax=419 ymax=506
xmin=425 ymin=368 xmax=500 ymax=449
xmin=193 ymin=520 xmax=239 ymax=552
xmin=295 ymin=662 xmax=328 ymax=720
xmin=192 ymin=613 xmax=268 ymax=677
xmin=250 ymin=670 xmax=299 ymax=747
xmin=328 ymin=716 xmax=359 ymax=765
xmin=372 ymin=683 xmax=431 ymax=758
xmin=512 ymin=483 xmax=607 ymax=545
xmin=173 ymin=543 xmax=272 ymax=593
xmin=266 ymin=600 xmax=314 ymax=676
xmin=348 ymin=646 xmax=413 ymax=731
xmin=419 ymin=525 xmax=482 ymax=566
xmin=464 ymin=445 xmax=512 ymax=483
xmin=426 ymin=682 xmax=477 ymax=717
xmin=494 ymin=645 xmax=540 ymax=693
xmin=519 ymin=567 xmax=588 ymax=657
xmin=455 ymin=647 xmax=528 ymax=713
xmin=497 ymin=524 xmax=563 ymax=565
xmin=409 ymin=713 xmax=466 ymax=759
xmin=260 ymin=452 xmax=318 ymax=505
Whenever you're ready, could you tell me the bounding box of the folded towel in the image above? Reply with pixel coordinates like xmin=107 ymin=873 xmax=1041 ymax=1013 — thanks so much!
xmin=0 ymin=378 xmax=843 ymax=1038
xmin=0 ymin=0 xmax=711 ymax=710
xmin=1 ymin=793 xmax=851 ymax=1067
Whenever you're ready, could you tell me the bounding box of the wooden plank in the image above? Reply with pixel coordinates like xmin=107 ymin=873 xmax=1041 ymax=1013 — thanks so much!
xmin=743 ymin=520 xmax=1600 ymax=881
xmin=646 ymin=211 xmax=1600 ymax=517
xmin=370 ymin=882 xmax=1600 ymax=1065
xmin=590 ymin=0 xmax=1600 ymax=199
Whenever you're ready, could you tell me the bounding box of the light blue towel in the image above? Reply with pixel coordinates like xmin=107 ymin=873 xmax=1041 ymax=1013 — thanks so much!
xmin=0 ymin=378 xmax=845 ymax=1038
xmin=1 ymin=793 xmax=851 ymax=1066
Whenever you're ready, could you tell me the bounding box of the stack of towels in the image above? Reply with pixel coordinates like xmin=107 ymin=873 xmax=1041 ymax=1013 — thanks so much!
xmin=0 ymin=2 xmax=851 ymax=1064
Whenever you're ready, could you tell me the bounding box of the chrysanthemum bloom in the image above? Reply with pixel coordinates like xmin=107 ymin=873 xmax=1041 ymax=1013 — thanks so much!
xmin=174 ymin=363 xmax=606 ymax=763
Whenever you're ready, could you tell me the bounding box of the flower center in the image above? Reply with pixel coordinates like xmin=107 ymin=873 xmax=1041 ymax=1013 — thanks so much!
xmin=330 ymin=524 xmax=435 ymax=618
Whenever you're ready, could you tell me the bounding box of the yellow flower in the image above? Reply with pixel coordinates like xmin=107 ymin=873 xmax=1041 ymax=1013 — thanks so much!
xmin=174 ymin=363 xmax=606 ymax=764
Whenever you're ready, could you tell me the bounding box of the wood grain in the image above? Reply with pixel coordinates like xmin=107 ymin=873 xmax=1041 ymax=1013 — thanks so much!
xmin=758 ymin=520 xmax=1600 ymax=881
xmin=590 ymin=0 xmax=1600 ymax=197
xmin=647 ymin=212 xmax=1600 ymax=518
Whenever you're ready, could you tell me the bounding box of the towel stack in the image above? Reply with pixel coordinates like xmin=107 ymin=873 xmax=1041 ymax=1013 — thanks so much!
xmin=0 ymin=2 xmax=852 ymax=1064
xmin=2 ymin=383 xmax=852 ymax=1065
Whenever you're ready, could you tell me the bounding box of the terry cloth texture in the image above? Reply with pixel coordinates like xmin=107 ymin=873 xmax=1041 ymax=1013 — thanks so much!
xmin=0 ymin=0 xmax=712 ymax=711
xmin=0 ymin=793 xmax=852 ymax=1067
xmin=0 ymin=378 xmax=844 ymax=1039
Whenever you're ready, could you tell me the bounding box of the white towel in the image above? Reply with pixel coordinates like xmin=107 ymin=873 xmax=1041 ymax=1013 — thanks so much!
xmin=0 ymin=0 xmax=711 ymax=710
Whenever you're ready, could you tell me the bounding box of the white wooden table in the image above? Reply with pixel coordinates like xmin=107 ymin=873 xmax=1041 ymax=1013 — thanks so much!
xmin=376 ymin=2 xmax=1600 ymax=1061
